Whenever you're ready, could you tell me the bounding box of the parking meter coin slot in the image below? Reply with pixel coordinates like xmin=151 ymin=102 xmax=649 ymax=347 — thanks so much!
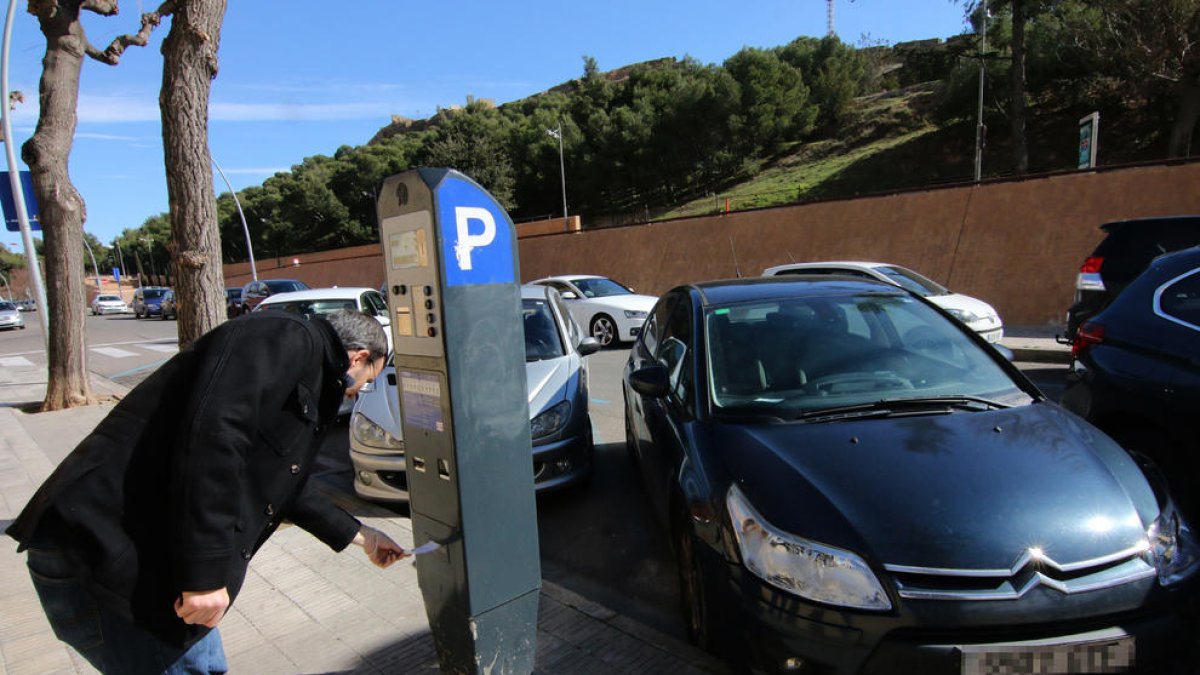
xmin=437 ymin=458 xmax=451 ymax=481
xmin=412 ymin=456 xmax=426 ymax=473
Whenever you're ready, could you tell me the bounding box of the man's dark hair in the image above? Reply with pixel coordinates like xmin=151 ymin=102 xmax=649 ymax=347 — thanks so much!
xmin=327 ymin=310 xmax=388 ymax=361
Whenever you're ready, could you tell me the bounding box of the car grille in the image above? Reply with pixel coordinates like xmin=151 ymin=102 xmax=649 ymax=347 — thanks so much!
xmin=884 ymin=543 xmax=1155 ymax=601
xmin=378 ymin=471 xmax=408 ymax=491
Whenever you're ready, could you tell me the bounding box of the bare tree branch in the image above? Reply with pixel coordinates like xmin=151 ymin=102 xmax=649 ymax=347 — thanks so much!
xmin=83 ymin=1 xmax=176 ymax=66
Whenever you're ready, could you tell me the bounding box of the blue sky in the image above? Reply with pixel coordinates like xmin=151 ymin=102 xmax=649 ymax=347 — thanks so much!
xmin=2 ymin=1 xmax=969 ymax=247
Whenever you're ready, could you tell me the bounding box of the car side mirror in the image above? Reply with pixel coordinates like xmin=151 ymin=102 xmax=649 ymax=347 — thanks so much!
xmin=577 ymin=336 xmax=600 ymax=357
xmin=629 ymin=364 xmax=670 ymax=398
xmin=560 ymin=291 xmax=578 ymax=300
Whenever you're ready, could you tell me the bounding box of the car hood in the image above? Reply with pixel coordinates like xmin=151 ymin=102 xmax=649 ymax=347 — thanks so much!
xmin=525 ymin=355 xmax=575 ymax=416
xmin=585 ymin=294 xmax=657 ymax=313
xmin=357 ymin=357 xmax=575 ymax=443
xmin=928 ymin=293 xmax=1001 ymax=322
xmin=0 ymin=309 xmax=20 ymax=319
xmin=713 ymin=403 xmax=1158 ymax=571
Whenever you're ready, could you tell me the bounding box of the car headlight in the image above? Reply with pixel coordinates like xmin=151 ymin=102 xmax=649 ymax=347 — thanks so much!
xmin=350 ymin=412 xmax=404 ymax=451
xmin=727 ymin=484 xmax=892 ymax=610
xmin=530 ymin=400 xmax=571 ymax=440
xmin=945 ymin=308 xmax=983 ymax=324
xmin=1147 ymin=509 xmax=1200 ymax=586
xmin=623 ymin=310 xmax=648 ymax=320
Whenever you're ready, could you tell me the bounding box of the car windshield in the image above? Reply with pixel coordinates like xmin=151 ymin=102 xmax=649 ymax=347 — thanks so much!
xmin=524 ymin=298 xmax=565 ymax=361
xmin=97 ymin=296 xmax=120 ymax=302
xmin=141 ymin=289 xmax=166 ymax=299
xmin=569 ymin=277 xmax=631 ymax=298
xmin=875 ymin=266 xmax=949 ymax=297
xmin=262 ymin=298 xmax=357 ymax=316
xmin=0 ymin=302 xmax=14 ymax=311
xmin=266 ymin=280 xmax=308 ymax=293
xmin=225 ymin=289 xmax=240 ymax=300
xmin=705 ymin=293 xmax=1028 ymax=417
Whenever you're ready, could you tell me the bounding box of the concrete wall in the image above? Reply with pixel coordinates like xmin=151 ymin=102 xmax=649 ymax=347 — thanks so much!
xmin=518 ymin=161 xmax=1200 ymax=327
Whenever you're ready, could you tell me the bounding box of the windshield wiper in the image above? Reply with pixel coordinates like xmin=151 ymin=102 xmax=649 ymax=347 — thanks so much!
xmin=797 ymin=395 xmax=1010 ymax=422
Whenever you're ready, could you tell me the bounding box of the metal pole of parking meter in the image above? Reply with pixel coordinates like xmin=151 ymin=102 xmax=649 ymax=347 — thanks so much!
xmin=377 ymin=169 xmax=540 ymax=674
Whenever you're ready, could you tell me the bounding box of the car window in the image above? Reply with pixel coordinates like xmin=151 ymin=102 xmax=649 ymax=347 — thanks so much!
xmin=569 ymin=277 xmax=632 ymax=298
xmin=875 ymin=266 xmax=948 ymax=297
xmin=1157 ymin=268 xmax=1200 ymax=330
xmin=264 ymin=299 xmax=357 ymax=316
xmin=365 ymin=291 xmax=388 ymax=315
xmin=523 ymin=298 xmax=565 ymax=360
xmin=142 ymin=288 xmax=166 ymax=299
xmin=639 ymin=292 xmax=679 ymax=357
xmin=658 ymin=300 xmax=694 ymax=407
xmin=266 ymin=280 xmax=307 ymax=293
xmin=0 ymin=302 xmax=14 ymax=311
xmin=705 ymin=293 xmax=1026 ymax=416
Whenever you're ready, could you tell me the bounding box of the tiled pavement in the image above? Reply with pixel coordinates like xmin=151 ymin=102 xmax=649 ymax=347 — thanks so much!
xmin=0 ymin=360 xmax=731 ymax=674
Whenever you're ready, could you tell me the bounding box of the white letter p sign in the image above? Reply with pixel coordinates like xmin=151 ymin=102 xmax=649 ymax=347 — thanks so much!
xmin=453 ymin=207 xmax=496 ymax=271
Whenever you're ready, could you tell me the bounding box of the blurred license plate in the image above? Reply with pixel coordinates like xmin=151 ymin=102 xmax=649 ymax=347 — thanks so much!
xmin=961 ymin=636 xmax=1134 ymax=675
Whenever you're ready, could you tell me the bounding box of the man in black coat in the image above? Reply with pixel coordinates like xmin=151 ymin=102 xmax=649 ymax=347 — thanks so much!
xmin=6 ymin=309 xmax=407 ymax=673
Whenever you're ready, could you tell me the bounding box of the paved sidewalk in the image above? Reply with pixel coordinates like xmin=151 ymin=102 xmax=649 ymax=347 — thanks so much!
xmin=0 ymin=362 xmax=731 ymax=675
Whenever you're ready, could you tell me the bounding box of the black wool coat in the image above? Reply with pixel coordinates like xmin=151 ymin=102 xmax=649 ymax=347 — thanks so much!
xmin=6 ymin=311 xmax=362 ymax=647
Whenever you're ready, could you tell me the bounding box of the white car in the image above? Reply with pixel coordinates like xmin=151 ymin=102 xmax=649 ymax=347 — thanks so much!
xmin=0 ymin=300 xmax=24 ymax=330
xmin=762 ymin=261 xmax=1005 ymax=342
xmin=91 ymin=294 xmax=129 ymax=315
xmin=528 ymin=275 xmax=657 ymax=348
xmin=254 ymin=287 xmax=393 ymax=414
xmin=350 ymin=285 xmax=599 ymax=502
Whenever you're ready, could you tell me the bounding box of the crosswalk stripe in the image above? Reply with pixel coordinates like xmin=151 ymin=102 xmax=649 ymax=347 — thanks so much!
xmin=140 ymin=344 xmax=178 ymax=353
xmin=0 ymin=356 xmax=34 ymax=367
xmin=91 ymin=347 xmax=139 ymax=358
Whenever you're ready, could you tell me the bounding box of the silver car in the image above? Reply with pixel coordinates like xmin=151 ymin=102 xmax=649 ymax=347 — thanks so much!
xmin=0 ymin=300 xmax=25 ymax=330
xmin=350 ymin=285 xmax=599 ymax=501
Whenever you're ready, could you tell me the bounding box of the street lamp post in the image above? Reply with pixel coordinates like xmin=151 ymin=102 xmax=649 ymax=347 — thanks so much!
xmin=212 ymin=156 xmax=257 ymax=281
xmin=546 ymin=122 xmax=568 ymax=231
xmin=0 ymin=270 xmax=10 ymax=300
xmin=2 ymin=0 xmax=48 ymax=343
xmin=114 ymin=240 xmax=128 ymax=297
xmin=81 ymin=237 xmax=101 ymax=295
xmin=974 ymin=0 xmax=988 ymax=182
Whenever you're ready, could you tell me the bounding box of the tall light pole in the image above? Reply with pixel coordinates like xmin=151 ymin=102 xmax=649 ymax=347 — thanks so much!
xmin=212 ymin=156 xmax=257 ymax=281
xmin=546 ymin=122 xmax=568 ymax=231
xmin=115 ymin=240 xmax=128 ymax=296
xmin=974 ymin=0 xmax=988 ymax=182
xmin=81 ymin=237 xmax=101 ymax=294
xmin=0 ymin=270 xmax=10 ymax=300
xmin=2 ymin=0 xmax=48 ymax=342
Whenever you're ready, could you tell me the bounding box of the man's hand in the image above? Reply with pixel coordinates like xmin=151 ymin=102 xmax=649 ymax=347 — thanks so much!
xmin=353 ymin=525 xmax=409 ymax=568
xmin=175 ymin=588 xmax=230 ymax=628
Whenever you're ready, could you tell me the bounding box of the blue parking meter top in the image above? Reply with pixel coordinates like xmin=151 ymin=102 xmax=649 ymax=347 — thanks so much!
xmin=431 ymin=172 xmax=517 ymax=288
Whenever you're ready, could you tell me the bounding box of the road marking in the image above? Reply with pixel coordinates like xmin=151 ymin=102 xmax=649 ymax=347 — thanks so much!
xmin=91 ymin=347 xmax=139 ymax=358
xmin=0 ymin=356 xmax=34 ymax=367
xmin=140 ymin=343 xmax=178 ymax=353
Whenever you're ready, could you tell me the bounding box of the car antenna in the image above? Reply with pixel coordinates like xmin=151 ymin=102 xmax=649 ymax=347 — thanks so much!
xmin=787 ymin=251 xmax=796 ymax=263
xmin=729 ymin=236 xmax=741 ymax=278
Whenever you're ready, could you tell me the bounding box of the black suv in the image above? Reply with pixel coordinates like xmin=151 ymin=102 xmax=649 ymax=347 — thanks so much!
xmin=1064 ymin=215 xmax=1200 ymax=341
xmin=236 ymin=278 xmax=309 ymax=315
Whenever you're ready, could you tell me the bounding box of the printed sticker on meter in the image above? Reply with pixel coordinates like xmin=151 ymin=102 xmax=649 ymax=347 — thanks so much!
xmin=436 ymin=175 xmax=516 ymax=287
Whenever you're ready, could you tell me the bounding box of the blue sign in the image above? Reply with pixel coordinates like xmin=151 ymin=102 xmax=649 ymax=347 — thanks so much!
xmin=1 ymin=171 xmax=40 ymax=232
xmin=436 ymin=174 xmax=515 ymax=287
xmin=113 ymin=267 xmax=121 ymax=284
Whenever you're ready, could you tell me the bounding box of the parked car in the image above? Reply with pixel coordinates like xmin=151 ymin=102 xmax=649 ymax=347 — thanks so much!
xmin=159 ymin=290 xmax=178 ymax=320
xmin=1062 ymin=245 xmax=1200 ymax=518
xmin=350 ymin=284 xmax=599 ymax=502
xmin=16 ymin=298 xmax=35 ymax=312
xmin=623 ymin=275 xmax=1199 ymax=674
xmin=224 ymin=287 xmax=242 ymax=319
xmin=528 ymin=274 xmax=657 ymax=348
xmin=0 ymin=300 xmax=25 ymax=330
xmin=90 ymin=294 xmax=129 ymax=315
xmin=1065 ymin=215 xmax=1200 ymax=340
xmin=254 ymin=286 xmax=392 ymax=352
xmin=236 ymin=278 xmax=309 ymax=315
xmin=762 ymin=260 xmax=1004 ymax=343
xmin=131 ymin=286 xmax=170 ymax=319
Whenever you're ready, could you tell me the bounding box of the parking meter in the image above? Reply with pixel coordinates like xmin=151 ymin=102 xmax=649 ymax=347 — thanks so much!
xmin=376 ymin=168 xmax=540 ymax=674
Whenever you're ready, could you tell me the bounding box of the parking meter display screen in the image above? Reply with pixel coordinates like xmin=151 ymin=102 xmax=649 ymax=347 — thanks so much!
xmin=400 ymin=370 xmax=444 ymax=432
xmin=389 ymin=227 xmax=429 ymax=269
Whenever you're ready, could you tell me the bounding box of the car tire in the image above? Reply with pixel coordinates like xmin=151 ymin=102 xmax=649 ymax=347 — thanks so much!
xmin=590 ymin=314 xmax=617 ymax=348
xmin=674 ymin=516 xmax=727 ymax=657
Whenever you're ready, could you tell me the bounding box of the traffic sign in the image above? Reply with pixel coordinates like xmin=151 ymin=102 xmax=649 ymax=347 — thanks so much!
xmin=1 ymin=171 xmax=41 ymax=232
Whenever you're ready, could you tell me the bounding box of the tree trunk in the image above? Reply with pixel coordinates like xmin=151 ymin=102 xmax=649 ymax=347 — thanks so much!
xmin=1010 ymin=0 xmax=1029 ymax=174
xmin=22 ymin=2 xmax=95 ymax=410
xmin=160 ymin=0 xmax=227 ymax=349
xmin=1167 ymin=76 xmax=1200 ymax=158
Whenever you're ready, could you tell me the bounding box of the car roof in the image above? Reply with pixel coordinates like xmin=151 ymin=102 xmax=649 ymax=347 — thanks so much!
xmin=689 ymin=275 xmax=904 ymax=307
xmin=257 ymin=287 xmax=375 ymax=303
xmin=1100 ymin=215 xmax=1200 ymax=232
xmin=531 ymin=275 xmax=605 ymax=283
xmin=764 ymin=261 xmax=893 ymax=274
xmin=521 ymin=284 xmax=554 ymax=300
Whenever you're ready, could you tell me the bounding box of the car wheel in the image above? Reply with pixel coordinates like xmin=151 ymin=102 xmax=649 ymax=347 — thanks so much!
xmin=675 ymin=518 xmax=723 ymax=655
xmin=590 ymin=314 xmax=616 ymax=348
